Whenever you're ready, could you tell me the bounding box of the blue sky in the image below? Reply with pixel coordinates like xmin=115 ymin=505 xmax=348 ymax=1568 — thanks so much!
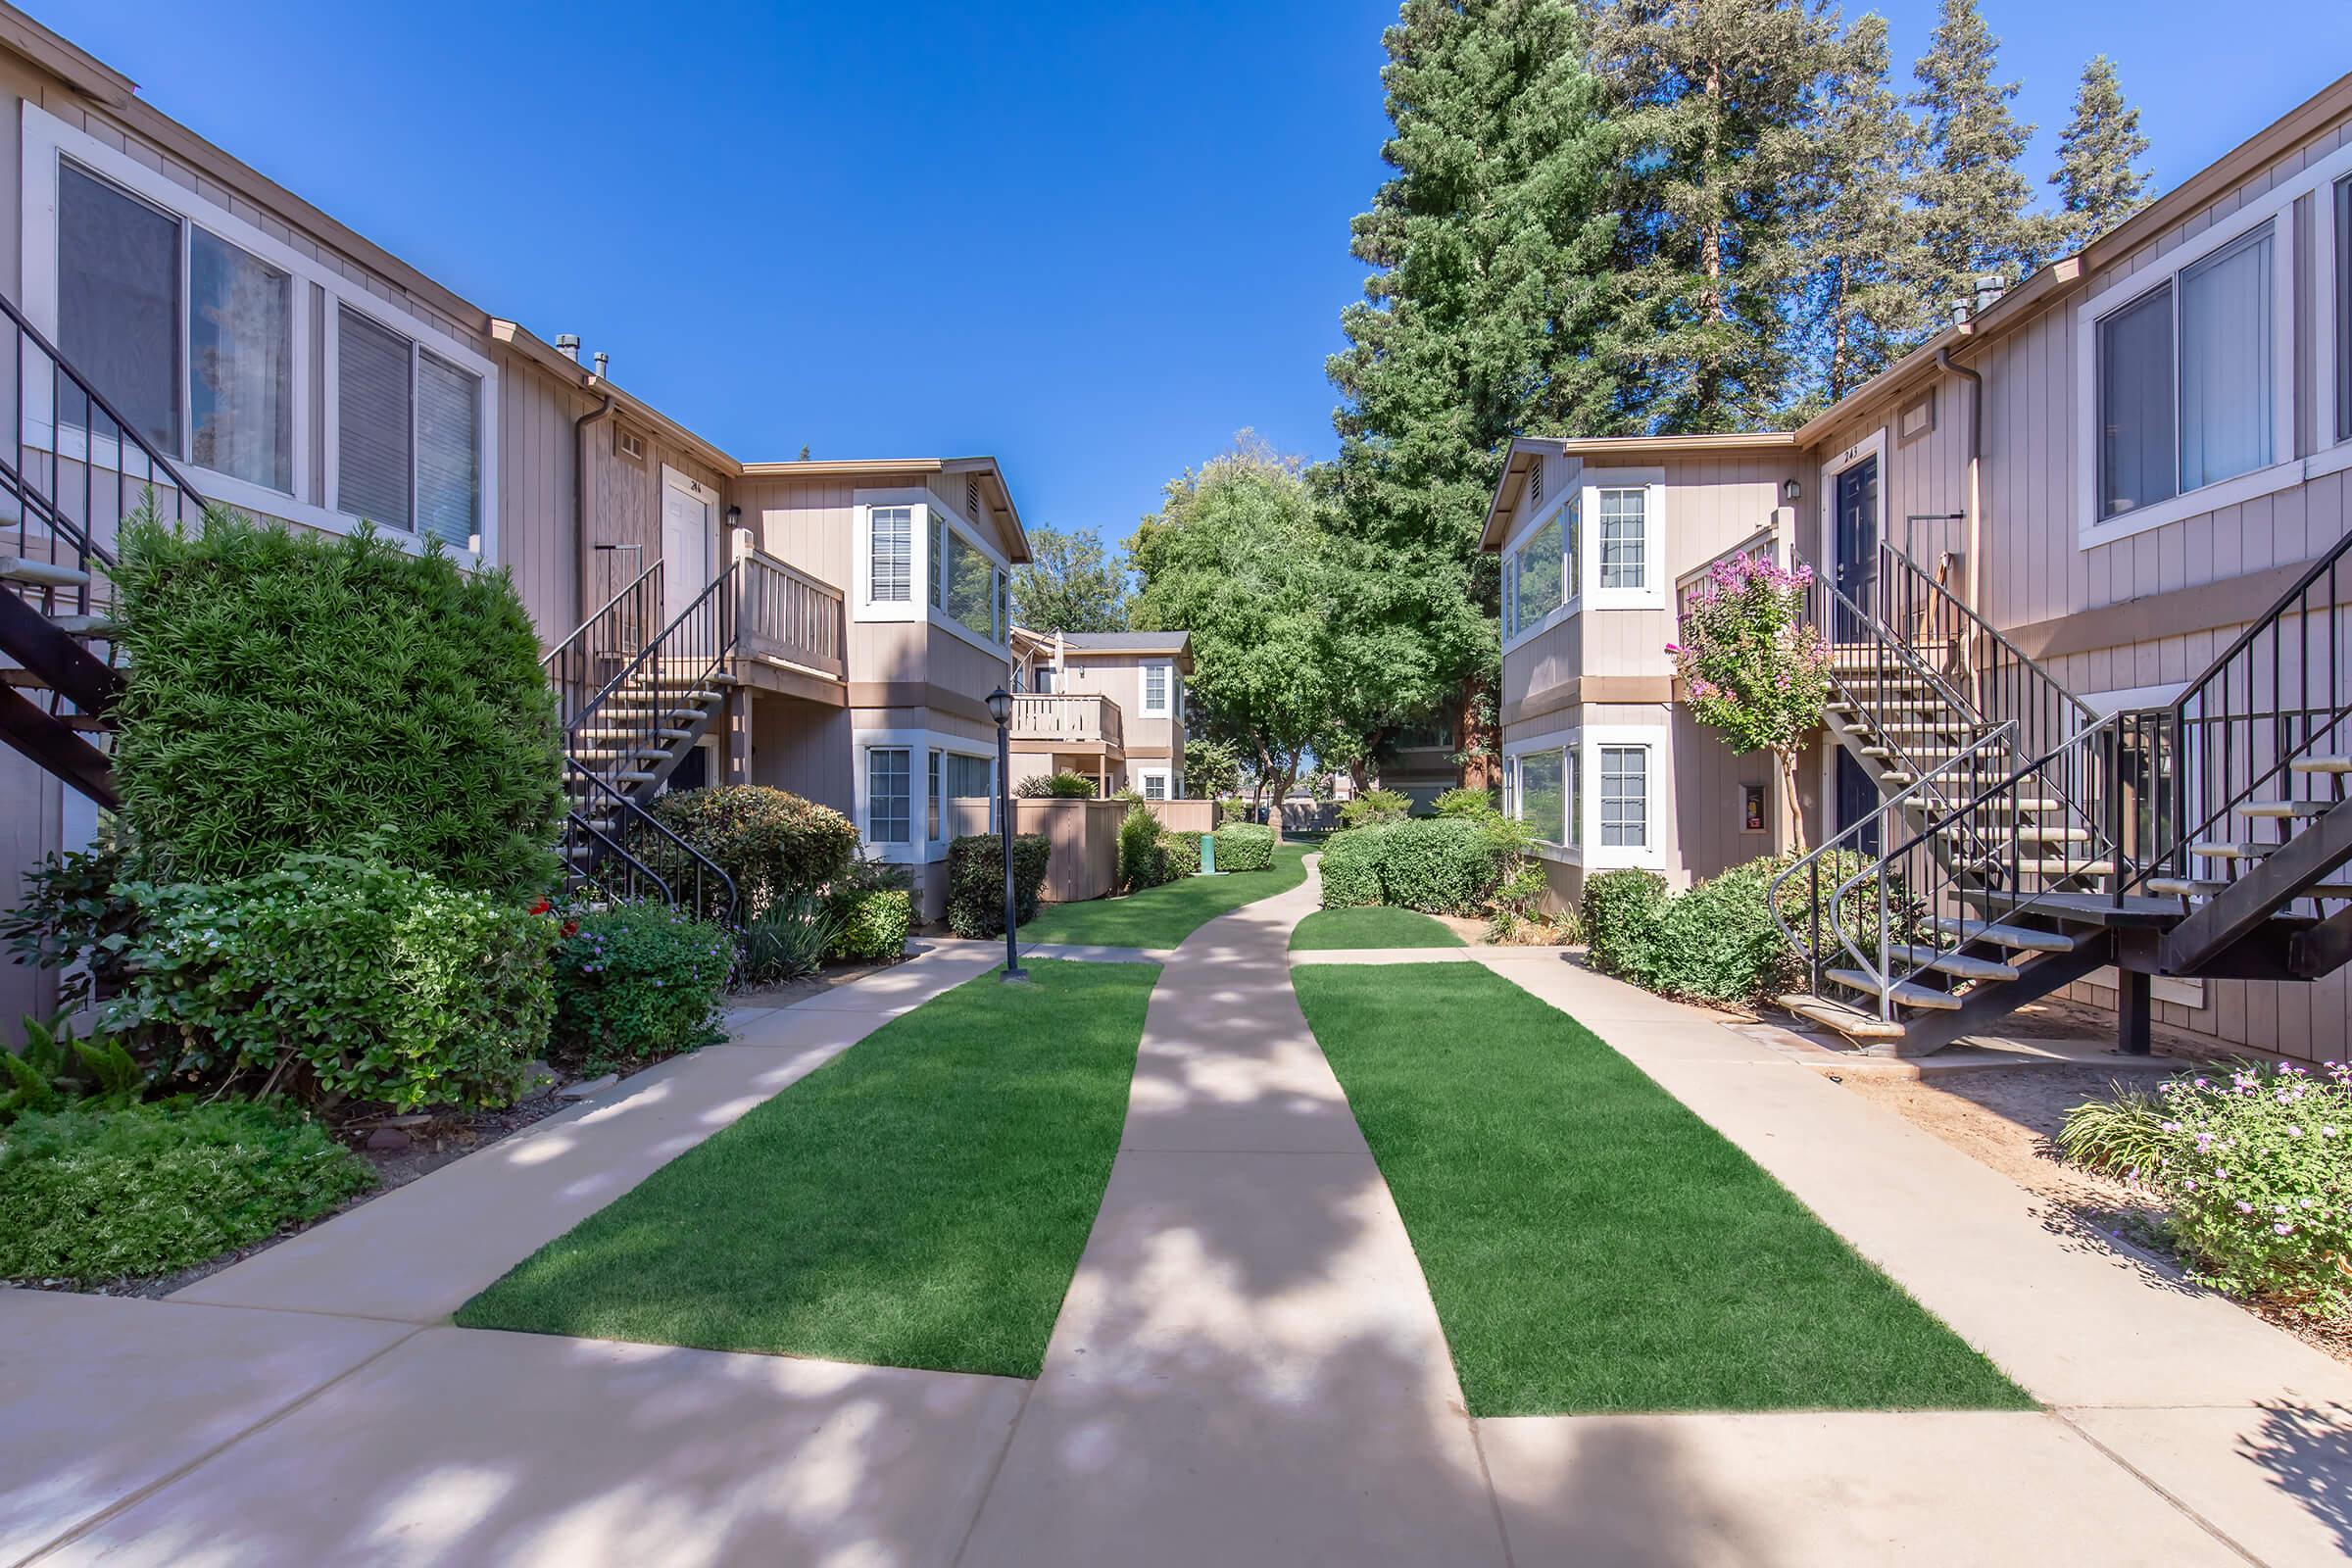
xmin=46 ymin=1 xmax=2352 ymax=545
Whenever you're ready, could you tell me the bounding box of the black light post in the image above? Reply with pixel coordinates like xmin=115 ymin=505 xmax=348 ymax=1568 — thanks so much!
xmin=986 ymin=687 xmax=1029 ymax=983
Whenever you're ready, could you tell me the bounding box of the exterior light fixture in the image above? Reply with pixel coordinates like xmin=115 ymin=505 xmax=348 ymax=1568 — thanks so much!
xmin=1782 ymin=478 xmax=1802 ymax=506
xmin=985 ymin=687 xmax=1028 ymax=982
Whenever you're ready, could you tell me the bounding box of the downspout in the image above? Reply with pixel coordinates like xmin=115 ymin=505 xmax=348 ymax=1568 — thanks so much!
xmin=572 ymin=389 xmax=615 ymax=618
xmin=1935 ymin=345 xmax=1983 ymax=618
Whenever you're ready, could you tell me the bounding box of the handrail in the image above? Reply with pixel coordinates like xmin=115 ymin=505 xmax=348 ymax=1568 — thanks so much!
xmin=542 ymin=557 xmax=662 ymax=679
xmin=1879 ymin=539 xmax=2098 ymax=740
xmin=1677 ymin=521 xmax=1780 ymax=592
xmin=560 ymin=760 xmax=737 ymax=923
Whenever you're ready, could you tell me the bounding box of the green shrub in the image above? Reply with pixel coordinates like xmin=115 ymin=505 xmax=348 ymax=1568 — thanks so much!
xmin=1338 ymin=788 xmax=1411 ymax=829
xmin=553 ymin=903 xmax=734 ymax=1068
xmin=1217 ymin=797 xmax=1251 ymax=824
xmin=0 ymin=840 xmax=141 ymax=1010
xmin=645 ymin=787 xmax=858 ymax=915
xmin=1637 ymin=858 xmax=1792 ymax=1004
xmin=739 ymin=893 xmax=840 ymax=988
xmin=1316 ymin=829 xmax=1383 ymax=907
xmin=1163 ymin=832 xmax=1204 ymax=879
xmin=1432 ymin=786 xmax=1499 ymax=820
xmin=111 ymin=507 xmax=563 ymax=900
xmin=1371 ymin=818 xmax=1497 ymax=913
xmin=1213 ymin=822 xmax=1275 ymax=871
xmin=2146 ymin=1061 xmax=2352 ymax=1319
xmin=0 ymin=1101 xmax=371 ymax=1285
xmin=107 ymin=848 xmax=555 ymax=1112
xmin=1015 ymin=771 xmax=1099 ymax=799
xmin=1118 ymin=802 xmax=1170 ymax=892
xmin=1581 ymin=869 xmax=1668 ymax=981
xmin=947 ymin=833 xmax=1052 ymax=938
xmin=2 ymin=1013 xmax=144 ymax=1129
xmin=829 ymin=887 xmax=912 ymax=963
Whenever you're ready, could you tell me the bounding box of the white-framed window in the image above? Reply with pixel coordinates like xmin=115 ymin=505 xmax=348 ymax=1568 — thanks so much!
xmin=1507 ymin=509 xmax=1565 ymax=639
xmin=1138 ymin=764 xmax=1172 ymax=802
xmin=1517 ymin=747 xmax=1568 ymax=847
xmin=1599 ymin=745 xmax=1649 ymax=849
xmin=939 ymin=522 xmax=1002 ymax=643
xmin=945 ymin=750 xmax=995 ymax=834
xmin=2077 ymin=136 xmax=2352 ymax=541
xmin=866 ymin=747 xmax=912 ymax=845
xmin=1140 ymin=661 xmax=1174 ymax=717
xmin=927 ymin=749 xmax=945 ymax=844
xmin=1503 ymin=726 xmax=1581 ymax=862
xmin=2331 ymin=171 xmax=2352 ymax=452
xmin=1581 ymin=469 xmax=1665 ymax=610
xmin=854 ymin=488 xmax=1010 ymax=648
xmin=870 ymin=505 xmax=913 ymax=603
xmin=1597 ymin=487 xmax=1647 ymax=589
xmin=24 ymin=106 xmax=499 ymax=561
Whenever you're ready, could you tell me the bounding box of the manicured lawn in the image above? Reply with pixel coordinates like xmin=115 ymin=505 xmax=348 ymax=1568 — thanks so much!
xmin=1292 ymin=962 xmax=2031 ymax=1415
xmin=1018 ymin=841 xmax=1312 ymax=949
xmin=457 ymin=958 xmax=1156 ymax=1378
xmin=1290 ymin=906 xmax=1464 ymax=950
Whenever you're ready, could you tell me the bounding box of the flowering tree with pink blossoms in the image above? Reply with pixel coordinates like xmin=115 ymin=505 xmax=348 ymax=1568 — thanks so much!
xmin=1668 ymin=554 xmax=1831 ymax=852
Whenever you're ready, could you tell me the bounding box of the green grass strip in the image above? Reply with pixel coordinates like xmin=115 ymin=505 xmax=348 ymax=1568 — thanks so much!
xmin=458 ymin=958 xmax=1156 ymax=1378
xmin=1293 ymin=962 xmax=2032 ymax=1415
xmin=1290 ymin=906 xmax=1465 ymax=951
xmin=1018 ymin=842 xmax=1311 ymax=949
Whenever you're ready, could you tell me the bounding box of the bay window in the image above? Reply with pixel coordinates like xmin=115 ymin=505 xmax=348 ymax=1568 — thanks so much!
xmin=942 ymin=523 xmax=1001 ymax=642
xmin=1517 ymin=748 xmax=1568 ymax=847
xmin=947 ymin=752 xmax=994 ymax=831
xmin=1508 ymin=513 xmax=1564 ymax=638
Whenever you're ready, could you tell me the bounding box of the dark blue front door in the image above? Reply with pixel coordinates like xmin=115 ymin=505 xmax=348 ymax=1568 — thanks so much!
xmin=1834 ymin=457 xmax=1879 ymax=639
xmin=1836 ymin=747 xmax=1881 ymax=857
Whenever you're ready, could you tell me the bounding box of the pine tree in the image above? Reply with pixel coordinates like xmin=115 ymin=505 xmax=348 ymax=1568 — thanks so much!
xmin=1909 ymin=0 xmax=2045 ymax=314
xmin=1589 ymin=0 xmax=1873 ymax=433
xmin=1787 ymin=14 xmax=1932 ymax=412
xmin=1327 ymin=0 xmax=1620 ymax=754
xmin=2048 ymin=55 xmax=2152 ymax=255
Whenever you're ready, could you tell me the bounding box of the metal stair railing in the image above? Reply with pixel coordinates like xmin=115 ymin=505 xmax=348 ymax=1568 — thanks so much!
xmin=1874 ymin=539 xmax=2097 ymax=764
xmin=558 ymin=760 xmax=737 ymax=920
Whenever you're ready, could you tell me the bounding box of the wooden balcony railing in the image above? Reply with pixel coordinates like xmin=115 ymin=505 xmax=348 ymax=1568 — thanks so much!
xmin=1012 ymin=692 xmax=1124 ymax=751
xmin=736 ymin=547 xmax=846 ymax=680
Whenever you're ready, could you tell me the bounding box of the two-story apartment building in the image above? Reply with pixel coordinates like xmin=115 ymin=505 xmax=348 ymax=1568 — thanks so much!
xmin=0 ymin=4 xmax=1040 ymax=1008
xmin=1485 ymin=69 xmax=2352 ymax=1066
xmin=1006 ymin=628 xmax=1191 ymax=800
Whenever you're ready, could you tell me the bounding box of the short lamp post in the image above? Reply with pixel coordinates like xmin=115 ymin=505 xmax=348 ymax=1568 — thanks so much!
xmin=985 ymin=687 xmax=1029 ymax=983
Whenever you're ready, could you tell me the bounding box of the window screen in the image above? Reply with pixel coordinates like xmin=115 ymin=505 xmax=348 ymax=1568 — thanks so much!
xmin=58 ymin=164 xmax=180 ymax=454
xmin=2097 ymin=285 xmax=2176 ymax=519
xmin=416 ymin=351 xmax=479 ymax=547
xmin=337 ymin=306 xmax=414 ymax=530
xmin=1600 ymin=746 xmax=1647 ymax=848
xmin=188 ymin=227 xmax=291 ymax=491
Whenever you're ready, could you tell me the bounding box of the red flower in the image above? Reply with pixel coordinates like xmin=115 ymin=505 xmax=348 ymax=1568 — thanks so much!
xmin=561 ymin=919 xmax=580 ymax=939
xmin=529 ymin=898 xmax=552 ymax=916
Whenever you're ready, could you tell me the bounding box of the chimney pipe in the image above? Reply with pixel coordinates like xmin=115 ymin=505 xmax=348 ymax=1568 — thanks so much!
xmin=1972 ymin=271 xmax=2006 ymax=317
xmin=556 ymin=333 xmax=580 ymax=363
xmin=592 ymin=351 xmax=610 ymax=379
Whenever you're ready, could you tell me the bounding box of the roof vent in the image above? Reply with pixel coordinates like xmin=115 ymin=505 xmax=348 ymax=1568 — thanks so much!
xmin=555 ymin=333 xmax=580 ymax=363
xmin=1971 ymin=271 xmax=2006 ymax=318
xmin=1530 ymin=463 xmax=1543 ymax=506
xmin=965 ymin=473 xmax=981 ymax=517
xmin=592 ymin=350 xmax=610 ymax=379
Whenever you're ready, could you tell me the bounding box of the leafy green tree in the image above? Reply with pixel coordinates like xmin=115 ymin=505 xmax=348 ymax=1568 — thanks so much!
xmin=1009 ymin=524 xmax=1130 ymax=634
xmin=1184 ymin=736 xmax=1244 ymax=801
xmin=1908 ymin=0 xmax=2046 ymax=311
xmin=1128 ymin=442 xmax=1351 ymax=839
xmin=1669 ymin=553 xmax=1830 ymax=850
xmin=1788 ymin=15 xmax=1933 ymax=412
xmin=1591 ymin=0 xmax=1870 ymax=432
xmin=2048 ymin=55 xmax=2152 ymax=256
xmin=1327 ymin=0 xmax=1620 ymax=764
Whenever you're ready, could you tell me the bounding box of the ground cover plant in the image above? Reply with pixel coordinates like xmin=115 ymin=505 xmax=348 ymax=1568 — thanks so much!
xmin=459 ymin=959 xmax=1157 ymax=1377
xmin=2060 ymin=1059 xmax=2352 ymax=1320
xmin=110 ymin=506 xmax=563 ymax=900
xmin=1019 ymin=841 xmax=1311 ymax=949
xmin=0 ymin=1100 xmax=371 ymax=1285
xmin=1289 ymin=906 xmax=1463 ymax=951
xmin=1294 ymin=960 xmax=2031 ymax=1413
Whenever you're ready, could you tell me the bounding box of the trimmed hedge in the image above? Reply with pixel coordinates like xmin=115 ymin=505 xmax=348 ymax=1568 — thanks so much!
xmin=1163 ymin=831 xmax=1204 ymax=879
xmin=829 ymin=888 xmax=912 ymax=963
xmin=106 ymin=848 xmax=556 ymax=1112
xmin=553 ymin=903 xmax=734 ymax=1067
xmin=111 ymin=507 xmax=563 ymax=900
xmin=947 ymin=833 xmax=1051 ymax=938
xmin=1015 ymin=771 xmax=1099 ymax=799
xmin=645 ymin=787 xmax=858 ymax=913
xmin=1581 ymin=869 xmax=1668 ymax=984
xmin=1582 ymin=853 xmax=1889 ymax=1006
xmin=1315 ymin=819 xmax=1499 ymax=915
xmin=1212 ymin=822 xmax=1275 ymax=871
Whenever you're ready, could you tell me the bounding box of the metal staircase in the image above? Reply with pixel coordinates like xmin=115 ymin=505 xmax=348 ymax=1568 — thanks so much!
xmin=0 ymin=292 xmax=207 ymax=807
xmin=1774 ymin=531 xmax=2352 ymax=1056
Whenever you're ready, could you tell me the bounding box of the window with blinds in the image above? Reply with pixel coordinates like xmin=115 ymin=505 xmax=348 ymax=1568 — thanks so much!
xmin=416 ymin=352 xmax=479 ymax=548
xmin=869 ymin=506 xmax=913 ymax=602
xmin=337 ymin=306 xmax=413 ymax=532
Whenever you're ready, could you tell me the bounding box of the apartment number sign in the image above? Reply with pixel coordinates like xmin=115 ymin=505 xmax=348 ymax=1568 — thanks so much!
xmin=1741 ymin=783 xmax=1767 ymax=834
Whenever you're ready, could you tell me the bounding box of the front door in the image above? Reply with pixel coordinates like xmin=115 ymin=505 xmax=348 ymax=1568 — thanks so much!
xmin=1833 ymin=456 xmax=1879 ymax=638
xmin=1836 ymin=747 xmax=1881 ymax=857
xmin=661 ymin=470 xmax=715 ymax=625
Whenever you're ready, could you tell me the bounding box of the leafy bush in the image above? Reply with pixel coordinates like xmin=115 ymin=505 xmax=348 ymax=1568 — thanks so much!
xmin=645 ymin=787 xmax=858 ymax=914
xmin=947 ymin=833 xmax=1052 ymax=938
xmin=1635 ymin=858 xmax=1792 ymax=1004
xmin=107 ymin=848 xmax=556 ymax=1112
xmin=552 ymin=903 xmax=734 ymax=1067
xmin=2 ymin=1014 xmax=144 ymax=1129
xmin=0 ymin=1100 xmax=371 ymax=1285
xmin=1432 ymin=786 xmax=1500 ymax=819
xmin=2118 ymin=1061 xmax=2351 ymax=1319
xmin=1338 ymin=788 xmax=1411 ymax=829
xmin=1015 ymin=771 xmax=1099 ymax=799
xmin=0 ymin=840 xmax=140 ymax=1010
xmin=2057 ymin=1083 xmax=2172 ymax=1180
xmin=1163 ymin=831 xmax=1204 ymax=879
xmin=1118 ymin=802 xmax=1170 ymax=892
xmin=1217 ymin=797 xmax=1251 ymax=824
xmin=111 ymin=507 xmax=562 ymax=900
xmin=739 ymin=893 xmax=840 ymax=988
xmin=1582 ymin=869 xmax=1668 ymax=981
xmin=1316 ymin=829 xmax=1383 ymax=907
xmin=1213 ymin=822 xmax=1275 ymax=871
xmin=829 ymin=887 xmax=912 ymax=963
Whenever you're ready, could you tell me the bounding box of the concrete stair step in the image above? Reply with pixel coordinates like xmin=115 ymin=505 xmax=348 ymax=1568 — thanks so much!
xmin=2191 ymin=842 xmax=2276 ymax=861
xmin=0 ymin=557 xmax=91 ymax=589
xmin=2289 ymin=755 xmax=2352 ymax=775
xmin=2150 ymin=876 xmax=2352 ymax=900
xmin=1779 ymin=993 xmax=1910 ymax=1043
xmin=1929 ymin=916 xmax=2080 ymax=954
xmin=2239 ymin=800 xmax=2334 ymax=819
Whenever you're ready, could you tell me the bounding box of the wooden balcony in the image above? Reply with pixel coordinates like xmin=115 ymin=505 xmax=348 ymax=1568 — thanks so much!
xmin=733 ymin=549 xmax=847 ymax=702
xmin=1011 ymin=692 xmax=1124 ymax=753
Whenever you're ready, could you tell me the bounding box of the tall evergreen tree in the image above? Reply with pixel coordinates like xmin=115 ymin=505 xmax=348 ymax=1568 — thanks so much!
xmin=2048 ymin=55 xmax=2152 ymax=255
xmin=1327 ymin=0 xmax=1621 ymax=760
xmin=1590 ymin=0 xmax=1871 ymax=433
xmin=1787 ymin=14 xmax=1931 ymax=413
xmin=1908 ymin=0 xmax=2044 ymax=312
